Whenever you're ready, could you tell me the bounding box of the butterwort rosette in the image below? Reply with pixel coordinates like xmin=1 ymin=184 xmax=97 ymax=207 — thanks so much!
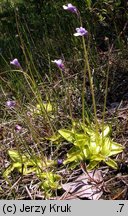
xmin=52 ymin=59 xmax=65 ymax=70
xmin=63 ymin=3 xmax=78 ymax=14
xmin=74 ymin=27 xmax=88 ymax=37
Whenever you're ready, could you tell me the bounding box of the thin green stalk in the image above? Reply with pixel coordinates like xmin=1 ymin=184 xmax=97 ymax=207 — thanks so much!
xmin=82 ymin=61 xmax=87 ymax=125
xmin=102 ymin=41 xmax=112 ymax=137
xmin=78 ymin=15 xmax=98 ymax=129
xmin=67 ymin=80 xmax=74 ymax=127
xmin=82 ymin=36 xmax=98 ymax=134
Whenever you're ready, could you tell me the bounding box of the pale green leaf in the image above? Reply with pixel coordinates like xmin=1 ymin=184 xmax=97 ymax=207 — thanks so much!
xmin=42 ymin=102 xmax=53 ymax=112
xmin=105 ymin=158 xmax=118 ymax=169
xmin=64 ymin=149 xmax=84 ymax=164
xmin=58 ymin=129 xmax=74 ymax=143
xmin=101 ymin=137 xmax=111 ymax=156
xmin=87 ymin=161 xmax=99 ymax=171
xmin=81 ymin=123 xmax=95 ymax=137
xmin=89 ymin=141 xmax=101 ymax=154
xmin=101 ymin=125 xmax=111 ymax=137
xmin=108 ymin=141 xmax=124 ymax=156
xmin=45 ymin=134 xmax=61 ymax=143
xmin=74 ymin=133 xmax=88 ymax=147
xmin=83 ymin=147 xmax=90 ymax=159
xmin=8 ymin=150 xmax=29 ymax=163
xmin=34 ymin=102 xmax=53 ymax=114
xmin=90 ymin=154 xmax=105 ymax=161
xmin=3 ymin=165 xmax=15 ymax=178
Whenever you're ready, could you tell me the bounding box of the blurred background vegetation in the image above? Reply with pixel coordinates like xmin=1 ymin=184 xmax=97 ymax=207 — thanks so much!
xmin=0 ymin=0 xmax=128 ymax=104
xmin=1 ymin=0 xmax=127 ymax=69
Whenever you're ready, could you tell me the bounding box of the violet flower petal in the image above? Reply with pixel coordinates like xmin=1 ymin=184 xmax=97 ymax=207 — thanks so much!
xmin=15 ymin=124 xmax=22 ymax=131
xmin=52 ymin=59 xmax=65 ymax=70
xmin=6 ymin=100 xmax=16 ymax=108
xmin=57 ymin=159 xmax=63 ymax=166
xmin=74 ymin=27 xmax=88 ymax=36
xmin=10 ymin=58 xmax=21 ymax=68
xmin=63 ymin=3 xmax=78 ymax=14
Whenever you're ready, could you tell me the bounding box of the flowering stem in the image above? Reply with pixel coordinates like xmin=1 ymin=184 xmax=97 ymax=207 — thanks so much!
xmin=82 ymin=36 xmax=99 ymax=134
xmin=82 ymin=60 xmax=87 ymax=125
xmin=77 ymin=13 xmax=99 ymax=139
xmin=59 ymin=68 xmax=65 ymax=84
xmin=102 ymin=42 xmax=112 ymax=138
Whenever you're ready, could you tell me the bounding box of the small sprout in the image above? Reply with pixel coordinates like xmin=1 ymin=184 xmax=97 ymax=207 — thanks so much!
xmin=52 ymin=59 xmax=64 ymax=70
xmin=74 ymin=27 xmax=88 ymax=37
xmin=63 ymin=3 xmax=78 ymax=14
xmin=6 ymin=100 xmax=16 ymax=108
xmin=10 ymin=58 xmax=21 ymax=68
xmin=32 ymin=102 xmax=53 ymax=115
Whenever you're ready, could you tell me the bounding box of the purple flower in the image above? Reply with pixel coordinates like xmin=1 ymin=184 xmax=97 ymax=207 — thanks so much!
xmin=10 ymin=58 xmax=21 ymax=68
xmin=74 ymin=27 xmax=88 ymax=36
xmin=57 ymin=159 xmax=63 ymax=166
xmin=6 ymin=100 xmax=16 ymax=108
xmin=52 ymin=59 xmax=64 ymax=70
xmin=63 ymin=3 xmax=78 ymax=14
xmin=15 ymin=124 xmax=22 ymax=132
